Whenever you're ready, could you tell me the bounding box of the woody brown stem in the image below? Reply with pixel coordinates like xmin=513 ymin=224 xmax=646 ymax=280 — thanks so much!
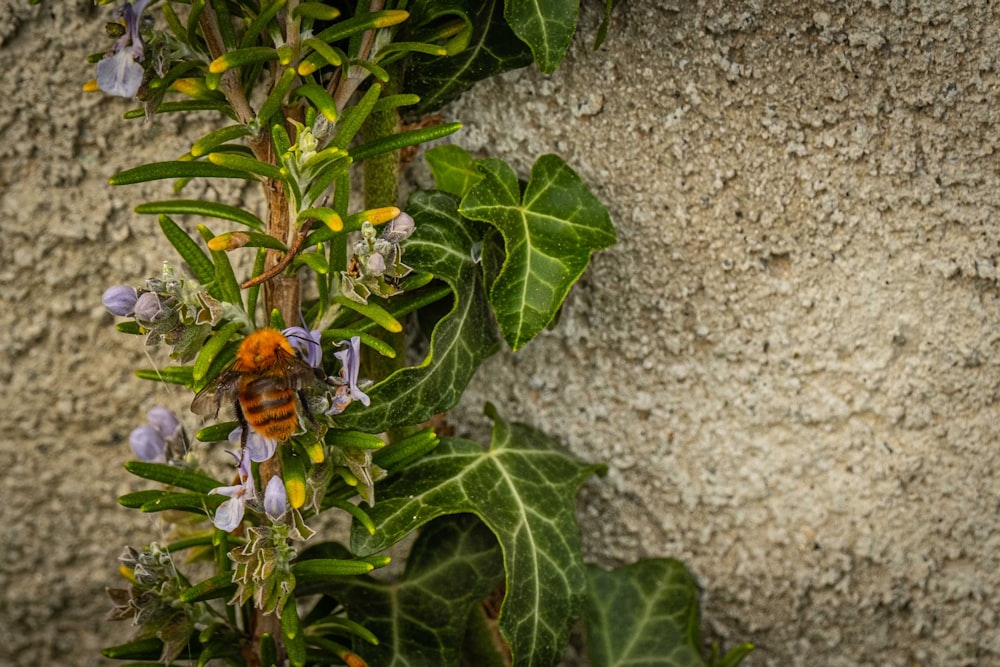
xmin=198 ymin=9 xmax=258 ymax=140
xmin=241 ymin=218 xmax=314 ymax=324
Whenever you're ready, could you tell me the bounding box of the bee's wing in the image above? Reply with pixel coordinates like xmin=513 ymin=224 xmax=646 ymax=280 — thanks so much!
xmin=281 ymin=350 xmax=326 ymax=390
xmin=190 ymin=370 xmax=239 ymax=416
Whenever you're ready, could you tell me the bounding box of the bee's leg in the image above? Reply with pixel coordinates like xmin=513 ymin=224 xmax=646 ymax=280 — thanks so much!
xmin=298 ymin=388 xmax=319 ymax=427
xmin=235 ymin=401 xmax=250 ymax=448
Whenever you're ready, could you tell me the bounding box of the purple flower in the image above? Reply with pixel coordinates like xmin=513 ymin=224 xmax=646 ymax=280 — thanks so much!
xmin=326 ymin=337 xmax=370 ymax=415
xmin=146 ymin=406 xmax=180 ymax=439
xmin=96 ymin=0 xmax=151 ymax=98
xmin=103 ymin=285 xmax=138 ymax=316
xmin=128 ymin=406 xmax=184 ymax=463
xmin=382 ymin=212 xmax=415 ymax=243
xmin=129 ymin=425 xmax=166 ymax=463
xmin=366 ymin=253 xmax=386 ymax=276
xmin=228 ymin=426 xmax=277 ymax=463
xmin=210 ymin=450 xmax=255 ymax=532
xmin=282 ymin=326 xmax=323 ymax=368
xmin=134 ymin=291 xmax=168 ymax=322
xmin=264 ymin=476 xmax=287 ymax=520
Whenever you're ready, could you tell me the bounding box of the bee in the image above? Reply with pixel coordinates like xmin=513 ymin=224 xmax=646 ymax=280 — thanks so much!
xmin=191 ymin=328 xmax=323 ymax=446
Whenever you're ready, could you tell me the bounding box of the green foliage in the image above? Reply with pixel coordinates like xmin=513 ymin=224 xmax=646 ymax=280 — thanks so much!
xmin=460 ymin=153 xmax=617 ymax=349
xmin=352 ymin=406 xmax=603 ymax=667
xmin=336 ymin=190 xmax=500 ymax=432
xmin=404 ymin=0 xmax=533 ymax=114
xmin=318 ymin=516 xmax=505 ymax=666
xmin=89 ymin=2 xmax=749 ymax=667
xmin=586 ymin=560 xmax=754 ymax=667
xmin=504 ymin=0 xmax=581 ymax=73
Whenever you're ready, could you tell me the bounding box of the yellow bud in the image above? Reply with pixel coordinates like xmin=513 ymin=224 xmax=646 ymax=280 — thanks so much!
xmin=208 ymin=56 xmax=228 ymax=74
xmin=373 ymin=10 xmax=409 ymax=28
xmin=208 ymin=232 xmax=249 ymax=251
xmin=171 ymin=78 xmax=209 ymax=98
xmin=337 ymin=467 xmax=359 ymax=487
xmin=285 ymin=477 xmax=306 ymax=509
xmin=302 ymin=438 xmax=325 ymax=464
xmin=82 ymin=79 xmax=100 ymax=92
xmin=280 ymin=446 xmax=308 ymax=509
xmin=323 ymin=212 xmax=343 ymax=232
xmin=118 ymin=565 xmax=138 ymax=585
xmin=367 ymin=206 xmax=401 ymax=226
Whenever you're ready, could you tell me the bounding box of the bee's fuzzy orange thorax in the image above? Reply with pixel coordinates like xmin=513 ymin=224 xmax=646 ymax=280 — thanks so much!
xmin=235 ymin=328 xmax=295 ymax=371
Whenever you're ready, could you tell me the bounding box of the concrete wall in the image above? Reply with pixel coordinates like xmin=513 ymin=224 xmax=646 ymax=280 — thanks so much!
xmin=2 ymin=1 xmax=999 ymax=665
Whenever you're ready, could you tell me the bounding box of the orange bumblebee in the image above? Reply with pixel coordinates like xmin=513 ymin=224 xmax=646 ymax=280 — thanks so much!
xmin=191 ymin=328 xmax=323 ymax=447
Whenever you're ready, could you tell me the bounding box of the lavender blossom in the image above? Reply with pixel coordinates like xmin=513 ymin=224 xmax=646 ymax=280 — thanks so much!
xmin=134 ymin=291 xmax=168 ymax=322
xmin=102 ymin=285 xmax=138 ymax=316
xmin=326 ymin=337 xmax=370 ymax=415
xmin=128 ymin=406 xmax=184 ymax=463
xmin=228 ymin=426 xmax=278 ymax=463
xmin=283 ymin=326 xmax=323 ymax=368
xmin=129 ymin=425 xmax=166 ymax=463
xmin=381 ymin=212 xmax=415 ymax=243
xmin=96 ymin=0 xmax=151 ymax=98
xmin=264 ymin=476 xmax=288 ymax=520
xmin=210 ymin=451 xmax=255 ymax=532
xmin=366 ymin=252 xmax=387 ymax=276
xmin=146 ymin=406 xmax=180 ymax=439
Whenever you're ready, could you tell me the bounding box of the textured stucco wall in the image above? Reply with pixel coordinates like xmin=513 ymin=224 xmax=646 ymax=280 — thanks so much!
xmin=2 ymin=1 xmax=999 ymax=665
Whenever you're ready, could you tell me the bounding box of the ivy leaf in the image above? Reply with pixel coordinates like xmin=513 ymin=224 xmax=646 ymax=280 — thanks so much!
xmin=425 ymin=144 xmax=483 ymax=198
xmin=405 ymin=0 xmax=533 ymax=114
xmin=335 ymin=190 xmax=499 ymax=433
xmin=459 ymin=154 xmax=616 ymax=350
xmin=318 ymin=516 xmax=504 ymax=666
xmin=584 ymin=560 xmax=755 ymax=667
xmin=352 ymin=405 xmax=604 ymax=667
xmin=594 ymin=0 xmax=625 ymax=49
xmin=504 ymin=0 xmax=579 ymax=73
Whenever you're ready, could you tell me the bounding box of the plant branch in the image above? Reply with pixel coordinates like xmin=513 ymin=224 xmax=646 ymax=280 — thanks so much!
xmin=199 ymin=5 xmax=270 ymax=158
xmin=331 ymin=0 xmax=386 ymax=109
xmin=241 ymin=219 xmax=315 ymax=290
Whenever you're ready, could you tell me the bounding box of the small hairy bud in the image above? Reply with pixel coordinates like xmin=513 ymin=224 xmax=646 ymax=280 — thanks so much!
xmin=102 ymin=285 xmax=138 ymax=316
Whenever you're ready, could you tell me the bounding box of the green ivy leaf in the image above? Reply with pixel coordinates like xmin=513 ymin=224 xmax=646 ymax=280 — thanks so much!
xmin=335 ymin=190 xmax=500 ymax=433
xmin=405 ymin=0 xmax=533 ymax=114
xmin=594 ymin=0 xmax=624 ymax=49
xmin=504 ymin=0 xmax=579 ymax=73
xmin=460 ymin=154 xmax=616 ymax=350
xmin=316 ymin=516 xmax=504 ymax=666
xmin=351 ymin=405 xmax=604 ymax=667
xmin=585 ymin=559 xmax=755 ymax=667
xmin=585 ymin=560 xmax=702 ymax=667
xmin=425 ymin=144 xmax=483 ymax=198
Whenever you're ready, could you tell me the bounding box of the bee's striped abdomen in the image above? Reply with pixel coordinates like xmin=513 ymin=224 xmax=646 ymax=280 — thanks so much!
xmin=239 ymin=383 xmax=297 ymax=440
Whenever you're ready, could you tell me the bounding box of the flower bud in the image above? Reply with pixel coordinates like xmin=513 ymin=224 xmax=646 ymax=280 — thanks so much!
xmin=361 ymin=220 xmax=377 ymax=242
xmin=134 ymin=292 xmax=167 ymax=322
xmin=102 ymin=285 xmax=138 ymax=316
xmin=373 ymin=238 xmax=391 ymax=256
xmin=382 ymin=212 xmax=415 ymax=243
xmin=146 ymin=406 xmax=180 ymax=438
xmin=366 ymin=252 xmax=386 ymax=276
xmin=129 ymin=425 xmax=166 ymax=463
xmin=264 ymin=475 xmax=288 ymax=520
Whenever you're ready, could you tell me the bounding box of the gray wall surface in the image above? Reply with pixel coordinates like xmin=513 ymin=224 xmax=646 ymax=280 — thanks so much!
xmin=2 ymin=1 xmax=999 ymax=665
